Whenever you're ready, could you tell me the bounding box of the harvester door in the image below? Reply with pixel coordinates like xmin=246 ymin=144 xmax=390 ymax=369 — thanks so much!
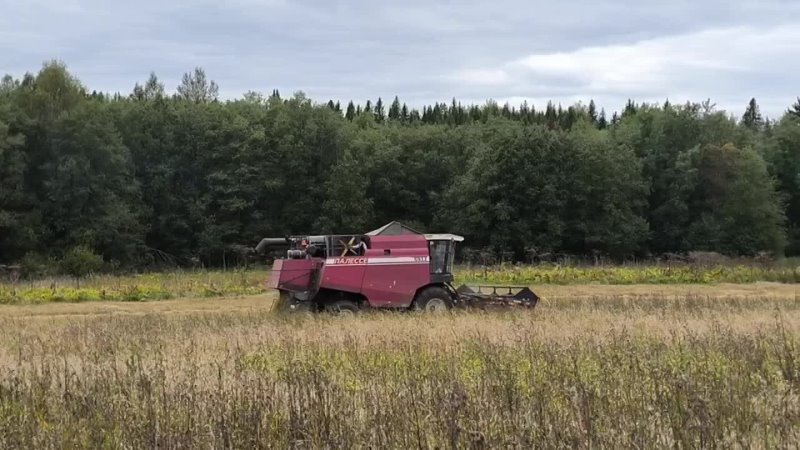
xmin=429 ymin=240 xmax=453 ymax=275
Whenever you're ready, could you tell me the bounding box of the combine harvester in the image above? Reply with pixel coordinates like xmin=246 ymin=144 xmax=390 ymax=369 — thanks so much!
xmin=255 ymin=222 xmax=538 ymax=314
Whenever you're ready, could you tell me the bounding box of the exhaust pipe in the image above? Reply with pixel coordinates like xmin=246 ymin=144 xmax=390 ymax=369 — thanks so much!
xmin=255 ymin=237 xmax=290 ymax=254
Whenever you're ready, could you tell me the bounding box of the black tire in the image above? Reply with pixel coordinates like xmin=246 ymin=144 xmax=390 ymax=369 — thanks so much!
xmin=414 ymin=286 xmax=453 ymax=312
xmin=324 ymin=299 xmax=359 ymax=316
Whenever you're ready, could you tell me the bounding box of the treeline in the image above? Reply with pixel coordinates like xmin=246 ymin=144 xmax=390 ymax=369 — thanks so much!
xmin=1 ymin=61 xmax=800 ymax=268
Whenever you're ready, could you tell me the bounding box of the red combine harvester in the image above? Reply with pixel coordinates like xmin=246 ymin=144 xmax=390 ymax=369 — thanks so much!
xmin=255 ymin=228 xmax=538 ymax=314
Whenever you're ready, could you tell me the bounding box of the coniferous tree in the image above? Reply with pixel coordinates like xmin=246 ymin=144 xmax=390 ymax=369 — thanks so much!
xmin=374 ymin=97 xmax=384 ymax=123
xmin=432 ymin=104 xmax=442 ymax=124
xmin=742 ymin=98 xmax=764 ymax=129
xmin=789 ymin=97 xmax=800 ymax=118
xmin=623 ymin=99 xmax=637 ymax=117
xmin=545 ymin=101 xmax=557 ymax=128
xmin=345 ymin=101 xmax=356 ymax=121
xmin=597 ymin=108 xmax=608 ymax=129
xmin=501 ymin=103 xmax=511 ymax=119
xmin=388 ymin=96 xmax=401 ymax=121
xmin=519 ymin=101 xmax=530 ymax=123
xmin=588 ymin=99 xmax=598 ymax=124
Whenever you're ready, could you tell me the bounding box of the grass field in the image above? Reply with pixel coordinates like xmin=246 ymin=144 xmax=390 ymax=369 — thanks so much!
xmin=2 ymin=263 xmax=800 ymax=305
xmin=1 ymin=282 xmax=800 ymax=448
xmin=0 ymin=270 xmax=267 ymax=304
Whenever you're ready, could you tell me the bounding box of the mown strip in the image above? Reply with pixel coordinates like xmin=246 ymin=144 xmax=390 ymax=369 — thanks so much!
xmin=1 ymin=265 xmax=799 ymax=305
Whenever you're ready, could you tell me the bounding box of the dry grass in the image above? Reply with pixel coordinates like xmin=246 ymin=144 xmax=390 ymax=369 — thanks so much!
xmin=3 ymin=264 xmax=799 ymax=305
xmin=2 ymin=282 xmax=796 ymax=318
xmin=1 ymin=286 xmax=800 ymax=448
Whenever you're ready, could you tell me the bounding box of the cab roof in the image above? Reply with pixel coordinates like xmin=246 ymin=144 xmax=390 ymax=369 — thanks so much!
xmin=424 ymin=234 xmax=464 ymax=242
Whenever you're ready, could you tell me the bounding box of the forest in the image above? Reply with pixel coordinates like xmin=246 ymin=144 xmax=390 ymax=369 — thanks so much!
xmin=1 ymin=61 xmax=800 ymax=269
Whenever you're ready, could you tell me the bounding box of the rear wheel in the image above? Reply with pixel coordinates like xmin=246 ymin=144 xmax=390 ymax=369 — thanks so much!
xmin=414 ymin=286 xmax=453 ymax=313
xmin=324 ymin=299 xmax=359 ymax=316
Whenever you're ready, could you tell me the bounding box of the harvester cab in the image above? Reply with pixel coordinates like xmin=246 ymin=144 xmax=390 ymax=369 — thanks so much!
xmin=255 ymin=229 xmax=538 ymax=314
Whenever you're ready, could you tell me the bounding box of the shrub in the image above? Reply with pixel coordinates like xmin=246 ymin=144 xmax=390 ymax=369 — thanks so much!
xmin=60 ymin=246 xmax=104 ymax=281
xmin=19 ymin=252 xmax=57 ymax=279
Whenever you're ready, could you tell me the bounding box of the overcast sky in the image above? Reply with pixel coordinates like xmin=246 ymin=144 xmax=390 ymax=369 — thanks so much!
xmin=2 ymin=0 xmax=799 ymax=118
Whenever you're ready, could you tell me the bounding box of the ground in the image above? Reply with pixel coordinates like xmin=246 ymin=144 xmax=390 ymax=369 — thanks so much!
xmin=1 ymin=282 xmax=796 ymax=318
xmin=1 ymin=282 xmax=799 ymax=448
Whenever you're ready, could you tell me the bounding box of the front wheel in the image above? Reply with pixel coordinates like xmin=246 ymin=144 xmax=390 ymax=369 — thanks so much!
xmin=324 ymin=299 xmax=359 ymax=316
xmin=414 ymin=286 xmax=453 ymax=313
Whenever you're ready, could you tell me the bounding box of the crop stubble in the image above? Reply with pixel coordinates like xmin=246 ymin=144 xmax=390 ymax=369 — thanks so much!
xmin=0 ymin=284 xmax=799 ymax=448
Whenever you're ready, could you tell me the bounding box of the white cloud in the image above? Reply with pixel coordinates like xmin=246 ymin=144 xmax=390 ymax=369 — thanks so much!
xmin=2 ymin=0 xmax=799 ymax=117
xmin=451 ymin=24 xmax=800 ymax=115
xmin=449 ymin=69 xmax=510 ymax=86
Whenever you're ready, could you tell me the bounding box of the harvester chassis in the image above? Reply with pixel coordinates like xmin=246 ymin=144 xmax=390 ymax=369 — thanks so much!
xmin=258 ymin=230 xmax=540 ymax=314
xmin=277 ymin=283 xmax=539 ymax=313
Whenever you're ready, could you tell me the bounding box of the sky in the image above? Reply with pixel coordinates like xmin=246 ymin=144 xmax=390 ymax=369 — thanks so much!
xmin=1 ymin=0 xmax=799 ymax=118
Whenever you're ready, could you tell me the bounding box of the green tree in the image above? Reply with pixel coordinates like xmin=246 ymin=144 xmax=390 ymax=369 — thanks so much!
xmin=741 ymin=97 xmax=763 ymax=130
xmin=0 ymin=106 xmax=34 ymax=262
xmin=41 ymin=100 xmax=144 ymax=262
xmin=682 ymin=143 xmax=784 ymax=255
xmin=439 ymin=121 xmax=570 ymax=255
xmin=562 ymin=123 xmax=648 ymax=256
xmin=132 ymin=72 xmax=164 ymax=101
xmin=0 ymin=74 xmax=19 ymax=93
xmin=623 ymin=99 xmax=637 ymax=117
xmin=345 ymin=101 xmax=356 ymax=121
xmin=374 ymin=97 xmax=385 ymax=123
xmin=60 ymin=245 xmax=103 ymax=285
xmin=388 ymin=96 xmax=401 ymax=121
xmin=788 ymin=97 xmax=800 ymax=119
xmin=597 ymin=108 xmax=608 ymax=129
xmin=2 ymin=59 xmax=796 ymax=266
xmin=177 ymin=67 xmax=218 ymax=103
xmin=315 ymin=148 xmax=373 ymax=233
xmin=587 ymin=99 xmax=597 ymax=124
xmin=10 ymin=62 xmax=143 ymax=264
xmin=612 ymin=104 xmax=705 ymax=253
xmin=764 ymin=113 xmax=800 ymax=253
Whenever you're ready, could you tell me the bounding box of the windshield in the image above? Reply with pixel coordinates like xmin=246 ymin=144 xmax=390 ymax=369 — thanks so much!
xmin=429 ymin=240 xmax=454 ymax=274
